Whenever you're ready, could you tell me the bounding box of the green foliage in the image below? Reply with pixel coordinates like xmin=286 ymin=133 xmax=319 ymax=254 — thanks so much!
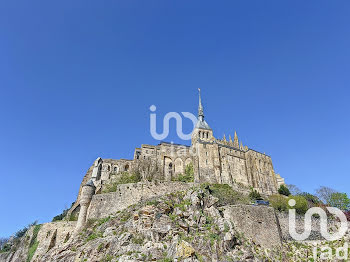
xmin=131 ymin=234 xmax=145 ymax=245
xmin=26 ymin=241 xmax=39 ymax=262
xmin=269 ymin=195 xmax=308 ymax=214
xmin=172 ymin=163 xmax=194 ymax=183
xmin=249 ymin=189 xmax=262 ymax=200
xmin=97 ymin=216 xmax=111 ymax=226
xmin=85 ymin=232 xmax=103 ymax=242
xmin=288 ymin=196 xmax=308 ymax=214
xmin=68 ymin=214 xmax=78 ymax=221
xmin=328 ymin=192 xmax=350 ymax=210
xmin=185 ymin=163 xmax=194 ymax=176
xmin=299 ymin=192 xmax=321 ymax=206
xmin=203 ymin=183 xmax=250 ymax=206
xmin=278 ymin=185 xmax=291 ymax=196
xmin=15 ymin=221 xmax=38 ymax=239
xmin=269 ymin=195 xmax=288 ymax=212
xmin=26 ymin=224 xmax=41 ymax=262
xmin=52 ymin=202 xmax=75 ymax=222
xmin=103 ymin=172 xmax=141 ymax=193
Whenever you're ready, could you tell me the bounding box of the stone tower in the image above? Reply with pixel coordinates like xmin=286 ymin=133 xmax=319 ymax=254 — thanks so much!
xmin=74 ymin=180 xmax=95 ymax=234
xmin=191 ymin=89 xmax=220 ymax=183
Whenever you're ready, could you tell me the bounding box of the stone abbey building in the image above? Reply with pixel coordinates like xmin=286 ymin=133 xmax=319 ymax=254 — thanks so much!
xmin=74 ymin=90 xmax=285 ymax=208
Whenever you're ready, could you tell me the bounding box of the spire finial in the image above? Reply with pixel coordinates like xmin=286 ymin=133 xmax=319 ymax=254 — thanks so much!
xmin=198 ymin=88 xmax=204 ymax=120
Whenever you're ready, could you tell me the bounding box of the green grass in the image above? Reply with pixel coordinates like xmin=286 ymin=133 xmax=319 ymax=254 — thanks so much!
xmin=102 ymin=172 xmax=141 ymax=193
xmin=26 ymin=224 xmax=41 ymax=262
xmin=202 ymin=183 xmax=250 ymax=206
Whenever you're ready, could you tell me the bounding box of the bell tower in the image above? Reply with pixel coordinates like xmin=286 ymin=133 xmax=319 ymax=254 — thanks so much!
xmin=191 ymin=89 xmax=213 ymax=144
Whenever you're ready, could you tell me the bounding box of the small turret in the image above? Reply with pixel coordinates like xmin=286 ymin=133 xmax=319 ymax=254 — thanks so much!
xmin=74 ymin=180 xmax=96 ymax=234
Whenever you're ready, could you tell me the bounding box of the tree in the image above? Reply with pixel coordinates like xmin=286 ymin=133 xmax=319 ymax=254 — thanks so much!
xmin=299 ymin=192 xmax=321 ymax=206
xmin=249 ymin=189 xmax=262 ymax=200
xmin=288 ymin=196 xmax=308 ymax=215
xmin=286 ymin=184 xmax=301 ymax=196
xmin=328 ymin=192 xmax=350 ymax=210
xmin=278 ymin=185 xmax=291 ymax=196
xmin=315 ymin=186 xmax=337 ymax=205
xmin=269 ymin=195 xmax=288 ymax=212
xmin=0 ymin=238 xmax=9 ymax=250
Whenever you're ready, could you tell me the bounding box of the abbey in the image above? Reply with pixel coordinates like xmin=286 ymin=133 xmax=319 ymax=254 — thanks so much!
xmin=74 ymin=90 xmax=284 ymax=204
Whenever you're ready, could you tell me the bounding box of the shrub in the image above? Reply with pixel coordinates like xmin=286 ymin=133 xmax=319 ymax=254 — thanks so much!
xmin=269 ymin=195 xmax=288 ymax=212
xmin=172 ymin=173 xmax=194 ymax=183
xmin=278 ymin=185 xmax=291 ymax=196
xmin=103 ymin=172 xmax=141 ymax=193
xmin=185 ymin=163 xmax=194 ymax=176
xmin=249 ymin=189 xmax=262 ymax=200
xmin=172 ymin=163 xmax=194 ymax=183
xmin=288 ymin=195 xmax=308 ymax=215
xmin=203 ymin=184 xmax=250 ymax=206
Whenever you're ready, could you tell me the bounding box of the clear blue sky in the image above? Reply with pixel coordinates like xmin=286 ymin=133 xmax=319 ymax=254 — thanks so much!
xmin=0 ymin=1 xmax=349 ymax=237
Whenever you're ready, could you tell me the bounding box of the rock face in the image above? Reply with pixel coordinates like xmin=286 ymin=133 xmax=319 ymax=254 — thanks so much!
xmin=2 ymin=185 xmax=349 ymax=262
xmin=222 ymin=205 xmax=282 ymax=248
xmin=0 ymin=186 xmax=285 ymax=262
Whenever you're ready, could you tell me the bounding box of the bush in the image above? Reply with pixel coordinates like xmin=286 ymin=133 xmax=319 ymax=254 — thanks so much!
xmin=203 ymin=184 xmax=250 ymax=206
xmin=249 ymin=189 xmax=262 ymax=200
xmin=269 ymin=195 xmax=288 ymax=212
xmin=278 ymin=185 xmax=291 ymax=196
xmin=288 ymin=195 xmax=308 ymax=215
xmin=103 ymin=172 xmax=141 ymax=193
xmin=269 ymin=195 xmax=308 ymax=215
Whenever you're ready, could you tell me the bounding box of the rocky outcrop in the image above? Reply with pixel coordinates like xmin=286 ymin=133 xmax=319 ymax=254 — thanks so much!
xmin=2 ymin=185 xmax=349 ymax=262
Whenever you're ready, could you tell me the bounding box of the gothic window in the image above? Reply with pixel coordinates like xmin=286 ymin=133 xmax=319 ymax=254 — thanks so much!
xmin=107 ymin=165 xmax=110 ymax=171
xmin=199 ymin=131 xmax=201 ymax=138
xmin=206 ymin=132 xmax=209 ymax=139
xmin=114 ymin=166 xmax=119 ymax=172
xmin=125 ymin=164 xmax=129 ymax=172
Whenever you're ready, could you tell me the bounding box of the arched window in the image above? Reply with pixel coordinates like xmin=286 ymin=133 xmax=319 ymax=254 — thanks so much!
xmin=206 ymin=132 xmax=209 ymax=139
xmin=125 ymin=164 xmax=129 ymax=172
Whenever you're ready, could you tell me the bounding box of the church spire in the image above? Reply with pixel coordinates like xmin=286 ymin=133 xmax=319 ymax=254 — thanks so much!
xmin=198 ymin=88 xmax=204 ymax=121
xmin=194 ymin=89 xmax=211 ymax=130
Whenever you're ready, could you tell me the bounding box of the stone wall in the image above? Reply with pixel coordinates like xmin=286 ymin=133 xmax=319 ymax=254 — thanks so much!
xmin=87 ymin=181 xmax=194 ymax=219
xmin=276 ymin=212 xmax=340 ymax=241
xmin=222 ymin=205 xmax=282 ymax=248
